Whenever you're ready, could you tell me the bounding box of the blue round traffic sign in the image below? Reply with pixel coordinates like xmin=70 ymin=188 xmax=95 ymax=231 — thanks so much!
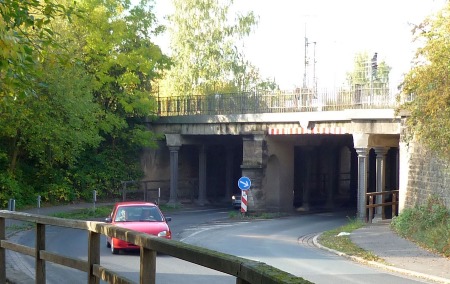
xmin=238 ymin=176 xmax=251 ymax=190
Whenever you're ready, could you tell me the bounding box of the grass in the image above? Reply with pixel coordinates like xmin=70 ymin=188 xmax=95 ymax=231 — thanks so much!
xmin=391 ymin=196 xmax=450 ymax=258
xmin=6 ymin=223 xmax=35 ymax=234
xmin=50 ymin=203 xmax=183 ymax=220
xmin=228 ymin=209 xmax=289 ymax=219
xmin=51 ymin=205 xmax=113 ymax=220
xmin=318 ymin=217 xmax=381 ymax=261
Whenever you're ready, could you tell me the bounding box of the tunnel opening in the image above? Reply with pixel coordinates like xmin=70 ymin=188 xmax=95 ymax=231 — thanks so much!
xmin=293 ymin=135 xmax=357 ymax=211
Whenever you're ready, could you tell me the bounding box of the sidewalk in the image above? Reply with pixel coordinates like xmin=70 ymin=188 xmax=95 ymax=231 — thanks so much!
xmin=315 ymin=219 xmax=450 ymax=284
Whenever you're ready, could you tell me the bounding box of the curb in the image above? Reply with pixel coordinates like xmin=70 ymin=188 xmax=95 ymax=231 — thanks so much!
xmin=312 ymin=233 xmax=450 ymax=284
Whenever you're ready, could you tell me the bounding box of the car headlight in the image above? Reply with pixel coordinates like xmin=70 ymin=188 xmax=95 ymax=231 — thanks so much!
xmin=158 ymin=230 xmax=171 ymax=238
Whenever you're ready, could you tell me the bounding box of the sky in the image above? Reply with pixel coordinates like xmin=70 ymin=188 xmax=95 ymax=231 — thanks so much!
xmin=153 ymin=0 xmax=447 ymax=91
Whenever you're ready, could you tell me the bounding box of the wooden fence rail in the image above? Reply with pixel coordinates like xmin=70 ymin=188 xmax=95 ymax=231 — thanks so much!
xmin=366 ymin=190 xmax=399 ymax=223
xmin=0 ymin=211 xmax=311 ymax=284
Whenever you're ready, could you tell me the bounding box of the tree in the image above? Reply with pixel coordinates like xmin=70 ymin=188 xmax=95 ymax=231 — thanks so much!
xmin=159 ymin=0 xmax=258 ymax=97
xmin=345 ymin=51 xmax=391 ymax=90
xmin=0 ymin=0 xmax=171 ymax=205
xmin=71 ymin=0 xmax=170 ymax=142
xmin=0 ymin=0 xmax=80 ymax=99
xmin=400 ymin=2 xmax=450 ymax=157
xmin=338 ymin=51 xmax=391 ymax=106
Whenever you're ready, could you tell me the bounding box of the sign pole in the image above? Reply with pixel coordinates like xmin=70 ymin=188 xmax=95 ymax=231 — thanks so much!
xmin=238 ymin=176 xmax=251 ymax=216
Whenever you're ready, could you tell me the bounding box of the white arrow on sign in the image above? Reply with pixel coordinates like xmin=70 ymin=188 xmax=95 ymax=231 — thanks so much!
xmin=239 ymin=180 xmax=249 ymax=188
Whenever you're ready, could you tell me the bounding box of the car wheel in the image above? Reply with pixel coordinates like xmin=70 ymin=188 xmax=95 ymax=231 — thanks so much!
xmin=111 ymin=238 xmax=119 ymax=255
xmin=106 ymin=239 xmax=111 ymax=248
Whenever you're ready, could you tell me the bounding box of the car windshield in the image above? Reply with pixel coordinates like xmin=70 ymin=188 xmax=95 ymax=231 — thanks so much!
xmin=114 ymin=206 xmax=163 ymax=222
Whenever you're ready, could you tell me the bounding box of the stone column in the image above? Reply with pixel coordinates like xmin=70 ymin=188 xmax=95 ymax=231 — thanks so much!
xmin=241 ymin=133 xmax=267 ymax=213
xmin=165 ymin=134 xmax=182 ymax=206
xmin=374 ymin=147 xmax=388 ymax=218
xmin=197 ymin=145 xmax=207 ymax=206
xmin=355 ymin=148 xmax=369 ymax=220
xmin=168 ymin=146 xmax=180 ymax=205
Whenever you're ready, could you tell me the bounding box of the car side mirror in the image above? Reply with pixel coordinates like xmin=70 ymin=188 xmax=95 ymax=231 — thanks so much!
xmin=105 ymin=217 xmax=112 ymax=223
xmin=165 ymin=217 xmax=172 ymax=222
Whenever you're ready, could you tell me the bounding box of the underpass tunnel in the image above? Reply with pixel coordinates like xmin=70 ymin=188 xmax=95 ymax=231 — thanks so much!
xmin=159 ymin=132 xmax=399 ymax=214
xmin=293 ymin=135 xmax=357 ymax=211
xmin=292 ymin=135 xmax=399 ymax=215
xmin=161 ymin=135 xmax=243 ymax=205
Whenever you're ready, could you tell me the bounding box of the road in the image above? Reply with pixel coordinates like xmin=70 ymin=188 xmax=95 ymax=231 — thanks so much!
xmin=9 ymin=207 xmax=433 ymax=283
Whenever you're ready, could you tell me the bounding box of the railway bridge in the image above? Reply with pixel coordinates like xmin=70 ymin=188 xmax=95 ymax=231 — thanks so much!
xmin=145 ymin=88 xmax=407 ymax=219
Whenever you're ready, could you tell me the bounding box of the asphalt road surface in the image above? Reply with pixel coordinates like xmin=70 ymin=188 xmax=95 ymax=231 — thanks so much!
xmin=10 ymin=207 xmax=433 ymax=283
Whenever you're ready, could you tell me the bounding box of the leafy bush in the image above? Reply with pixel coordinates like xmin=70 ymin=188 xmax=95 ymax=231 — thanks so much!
xmin=391 ymin=195 xmax=450 ymax=257
xmin=0 ymin=173 xmax=21 ymax=208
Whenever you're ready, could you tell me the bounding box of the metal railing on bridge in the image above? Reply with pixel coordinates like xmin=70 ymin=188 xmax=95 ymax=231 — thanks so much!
xmin=157 ymin=86 xmax=398 ymax=116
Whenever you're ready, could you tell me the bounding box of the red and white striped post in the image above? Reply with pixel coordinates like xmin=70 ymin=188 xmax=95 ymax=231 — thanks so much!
xmin=238 ymin=176 xmax=251 ymax=215
xmin=241 ymin=190 xmax=248 ymax=213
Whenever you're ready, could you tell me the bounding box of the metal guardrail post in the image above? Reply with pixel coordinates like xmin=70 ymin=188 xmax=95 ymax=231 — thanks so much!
xmin=8 ymin=199 xmax=15 ymax=211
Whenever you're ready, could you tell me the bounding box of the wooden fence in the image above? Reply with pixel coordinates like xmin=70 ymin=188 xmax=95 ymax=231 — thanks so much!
xmin=0 ymin=211 xmax=311 ymax=284
xmin=366 ymin=190 xmax=399 ymax=223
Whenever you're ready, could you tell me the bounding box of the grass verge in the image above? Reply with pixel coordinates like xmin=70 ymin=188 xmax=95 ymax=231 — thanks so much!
xmin=318 ymin=218 xmax=381 ymax=261
xmin=391 ymin=195 xmax=450 ymax=258
xmin=228 ymin=210 xmax=289 ymax=219
xmin=50 ymin=203 xmax=183 ymax=220
xmin=51 ymin=205 xmax=113 ymax=220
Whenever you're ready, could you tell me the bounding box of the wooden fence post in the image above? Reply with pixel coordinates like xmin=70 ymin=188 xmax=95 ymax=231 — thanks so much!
xmin=368 ymin=196 xmax=374 ymax=223
xmin=36 ymin=223 xmax=46 ymax=284
xmin=88 ymin=231 xmax=100 ymax=284
xmin=0 ymin=217 xmax=5 ymax=284
xmin=140 ymin=247 xmax=156 ymax=284
xmin=392 ymin=193 xmax=397 ymax=217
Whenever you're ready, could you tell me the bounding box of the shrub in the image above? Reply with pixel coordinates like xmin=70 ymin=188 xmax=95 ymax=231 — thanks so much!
xmin=391 ymin=195 xmax=450 ymax=257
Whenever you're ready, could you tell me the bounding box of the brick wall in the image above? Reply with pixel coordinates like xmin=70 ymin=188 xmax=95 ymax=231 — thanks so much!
xmin=405 ymin=141 xmax=450 ymax=209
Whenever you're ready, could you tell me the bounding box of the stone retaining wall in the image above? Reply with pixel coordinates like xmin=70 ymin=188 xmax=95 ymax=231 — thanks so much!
xmin=405 ymin=141 xmax=450 ymax=209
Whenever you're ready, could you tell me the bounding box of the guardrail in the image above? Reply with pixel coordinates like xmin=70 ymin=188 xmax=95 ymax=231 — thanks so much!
xmin=366 ymin=190 xmax=399 ymax=223
xmin=157 ymin=87 xmax=398 ymax=116
xmin=0 ymin=211 xmax=311 ymax=284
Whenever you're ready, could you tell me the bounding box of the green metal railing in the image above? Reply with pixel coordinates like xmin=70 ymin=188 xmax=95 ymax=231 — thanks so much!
xmin=157 ymin=87 xmax=398 ymax=116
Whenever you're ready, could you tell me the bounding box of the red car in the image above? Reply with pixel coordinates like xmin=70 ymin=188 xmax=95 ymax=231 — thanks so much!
xmin=105 ymin=201 xmax=172 ymax=254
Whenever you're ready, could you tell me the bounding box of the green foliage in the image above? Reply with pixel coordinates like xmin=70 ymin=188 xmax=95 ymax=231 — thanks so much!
xmin=345 ymin=51 xmax=391 ymax=89
xmin=0 ymin=172 xmax=21 ymax=208
xmin=160 ymin=0 xmax=260 ymax=97
xmin=68 ymin=146 xmax=144 ymax=200
xmin=400 ymin=3 xmax=450 ymax=157
xmin=391 ymin=196 xmax=450 ymax=257
xmin=0 ymin=0 xmax=169 ymax=207
xmin=0 ymin=0 xmax=82 ymax=99
xmin=0 ymin=171 xmax=35 ymax=208
xmin=51 ymin=205 xmax=113 ymax=220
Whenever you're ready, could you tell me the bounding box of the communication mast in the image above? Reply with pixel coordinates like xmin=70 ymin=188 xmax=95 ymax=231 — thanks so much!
xmin=302 ymin=29 xmax=317 ymax=92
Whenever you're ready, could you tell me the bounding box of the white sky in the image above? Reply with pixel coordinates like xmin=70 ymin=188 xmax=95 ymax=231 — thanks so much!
xmin=153 ymin=0 xmax=447 ymax=90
